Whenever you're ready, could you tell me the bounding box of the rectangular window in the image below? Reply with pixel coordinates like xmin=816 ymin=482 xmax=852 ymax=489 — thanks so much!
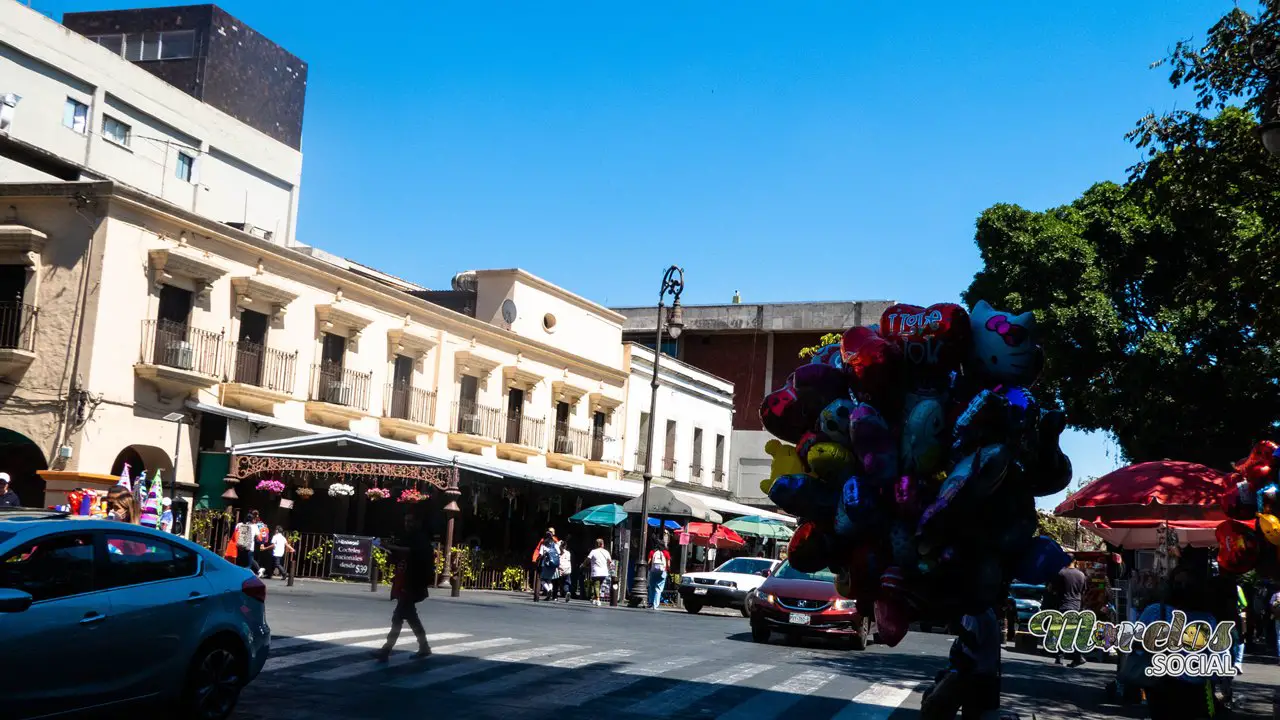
xmin=0 ymin=533 xmax=96 ymax=602
xmin=102 ymin=116 xmax=131 ymax=146
xmin=62 ymin=98 xmax=88 ymax=134
xmin=637 ymin=412 xmax=650 ymax=466
xmin=692 ymin=427 xmax=704 ymax=473
xmin=104 ymin=534 xmax=198 ymax=587
xmin=92 ymin=34 xmax=124 ymax=55
xmin=320 ymin=332 xmax=346 ymax=369
xmin=175 ymin=152 xmax=194 ymax=182
xmin=159 ymin=30 xmax=196 ymax=59
xmin=663 ymin=420 xmax=677 ymax=476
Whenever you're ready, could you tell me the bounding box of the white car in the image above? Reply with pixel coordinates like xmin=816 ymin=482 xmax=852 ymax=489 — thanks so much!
xmin=0 ymin=509 xmax=271 ymax=719
xmin=678 ymin=557 xmax=781 ymax=616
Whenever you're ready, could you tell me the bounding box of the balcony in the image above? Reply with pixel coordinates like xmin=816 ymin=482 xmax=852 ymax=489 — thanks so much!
xmin=498 ymin=413 xmax=546 ymax=462
xmin=379 ymin=384 xmax=438 ymax=443
xmin=0 ymin=301 xmax=36 ymax=379
xmin=134 ymin=319 xmax=224 ymax=399
xmin=713 ymin=468 xmax=726 ymax=489
xmin=219 ymin=340 xmax=297 ymax=413
xmin=661 ymin=455 xmax=677 ymax=479
xmin=690 ymin=464 xmax=705 ymax=484
xmin=547 ymin=423 xmax=590 ymax=471
xmin=448 ymin=400 xmax=504 ymax=453
xmin=584 ymin=433 xmax=621 ymax=478
xmin=305 ymin=363 xmax=372 ymax=429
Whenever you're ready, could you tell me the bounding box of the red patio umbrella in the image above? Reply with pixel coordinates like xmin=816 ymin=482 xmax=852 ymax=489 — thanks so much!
xmin=1055 ymin=461 xmax=1229 ymax=523
xmin=681 ymin=522 xmax=747 ymax=550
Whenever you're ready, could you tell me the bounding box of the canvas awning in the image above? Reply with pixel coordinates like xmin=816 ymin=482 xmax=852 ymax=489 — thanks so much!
xmin=228 ymin=432 xmax=459 ymax=491
xmin=623 ymin=486 xmax=723 ymax=523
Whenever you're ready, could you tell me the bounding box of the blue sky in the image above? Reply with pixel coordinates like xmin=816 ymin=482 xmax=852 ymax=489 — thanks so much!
xmin=41 ymin=0 xmax=1231 ymax=506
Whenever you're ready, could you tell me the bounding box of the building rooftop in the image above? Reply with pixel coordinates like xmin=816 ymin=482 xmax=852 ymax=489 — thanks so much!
xmin=612 ymin=299 xmax=896 ymax=334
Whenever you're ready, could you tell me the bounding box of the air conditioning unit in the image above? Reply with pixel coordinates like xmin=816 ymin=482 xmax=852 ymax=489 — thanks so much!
xmin=165 ymin=340 xmax=194 ymax=370
xmin=324 ymin=381 xmax=352 ymax=406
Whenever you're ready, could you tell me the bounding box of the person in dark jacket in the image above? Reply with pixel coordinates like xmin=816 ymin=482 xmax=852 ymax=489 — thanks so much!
xmin=1050 ymin=560 xmax=1087 ymax=667
xmin=0 ymin=474 xmax=20 ymax=507
xmin=374 ymin=512 xmax=433 ymax=660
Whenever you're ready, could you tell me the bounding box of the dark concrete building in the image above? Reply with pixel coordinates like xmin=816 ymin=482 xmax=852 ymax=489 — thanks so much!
xmin=613 ymin=299 xmax=893 ymax=509
xmin=62 ymin=4 xmax=307 ymax=150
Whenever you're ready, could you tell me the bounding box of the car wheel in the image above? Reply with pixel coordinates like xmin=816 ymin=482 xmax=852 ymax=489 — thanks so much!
xmin=180 ymin=639 xmax=245 ymax=720
xmin=849 ymin=617 xmax=871 ymax=651
xmin=751 ymin=622 xmax=770 ymax=643
xmin=920 ymin=622 xmax=934 ymax=634
xmin=739 ymin=604 xmax=751 ymax=618
xmin=684 ymin=599 xmax=703 ymax=614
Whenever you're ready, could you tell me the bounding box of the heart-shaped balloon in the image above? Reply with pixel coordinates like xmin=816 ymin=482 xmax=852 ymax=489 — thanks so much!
xmin=839 ymin=326 xmax=903 ymax=405
xmin=1217 ymin=519 xmax=1259 ymax=573
xmin=759 ymin=383 xmax=806 ymax=443
xmin=1237 ymin=441 xmax=1278 ymax=487
xmin=807 ymin=442 xmax=858 ymax=482
xmin=788 ymin=521 xmax=832 ymax=574
xmin=768 ymin=473 xmax=837 ymax=520
xmin=879 ymin=303 xmax=971 ymax=382
xmin=874 ymin=598 xmax=910 ymax=647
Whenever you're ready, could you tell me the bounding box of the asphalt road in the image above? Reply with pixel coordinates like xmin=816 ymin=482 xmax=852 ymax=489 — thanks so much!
xmin=231 ymin=580 xmax=1279 ymax=720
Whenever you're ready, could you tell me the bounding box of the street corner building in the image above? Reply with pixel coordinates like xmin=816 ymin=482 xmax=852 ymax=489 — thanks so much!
xmin=0 ymin=0 xmax=787 ymax=578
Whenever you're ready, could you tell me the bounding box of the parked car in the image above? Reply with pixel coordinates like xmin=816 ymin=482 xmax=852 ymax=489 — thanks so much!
xmin=678 ymin=556 xmax=780 ymax=616
xmin=1006 ymin=582 xmax=1045 ymax=635
xmin=747 ymin=560 xmax=874 ymax=650
xmin=0 ymin=508 xmax=270 ymax=719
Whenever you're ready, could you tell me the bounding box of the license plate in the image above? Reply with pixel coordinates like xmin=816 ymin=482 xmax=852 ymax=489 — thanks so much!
xmin=693 ymin=588 xmax=708 ymax=595
xmin=789 ymin=613 xmax=811 ymax=625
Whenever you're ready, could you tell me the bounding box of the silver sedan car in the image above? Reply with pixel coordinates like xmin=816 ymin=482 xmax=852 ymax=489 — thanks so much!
xmin=0 ymin=509 xmax=271 ymax=719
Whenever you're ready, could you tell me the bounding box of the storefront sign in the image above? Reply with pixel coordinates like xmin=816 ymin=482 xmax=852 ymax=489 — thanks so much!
xmin=330 ymin=534 xmax=374 ymax=580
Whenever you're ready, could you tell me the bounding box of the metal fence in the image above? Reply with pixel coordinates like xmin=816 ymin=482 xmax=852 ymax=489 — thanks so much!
xmin=452 ymin=400 xmax=504 ymax=440
xmin=553 ymin=424 xmax=591 ymax=457
xmin=227 ymin=340 xmax=297 ymax=394
xmin=140 ymin=319 xmax=223 ymax=376
xmin=0 ymin=301 xmax=36 ymax=351
xmin=384 ymin=384 xmax=436 ymax=425
xmin=506 ymin=413 xmax=546 ymax=449
xmin=309 ymin=363 xmax=372 ymax=411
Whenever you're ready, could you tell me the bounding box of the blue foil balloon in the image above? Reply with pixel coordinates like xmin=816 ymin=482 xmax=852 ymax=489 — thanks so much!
xmin=809 ymin=343 xmax=844 ymax=370
xmin=768 ymin=473 xmax=837 ymax=520
xmin=1014 ymin=536 xmax=1072 ymax=585
xmin=818 ymin=398 xmax=857 ymax=444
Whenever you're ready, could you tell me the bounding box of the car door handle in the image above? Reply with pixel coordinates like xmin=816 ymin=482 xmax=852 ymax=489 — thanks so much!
xmin=80 ymin=613 xmax=107 ymax=625
xmin=186 ymin=593 xmax=209 ymax=603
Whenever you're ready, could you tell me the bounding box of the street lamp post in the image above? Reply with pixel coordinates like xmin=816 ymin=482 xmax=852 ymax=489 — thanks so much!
xmin=162 ymin=412 xmax=186 ymax=502
xmin=627 ymin=266 xmax=685 ymax=608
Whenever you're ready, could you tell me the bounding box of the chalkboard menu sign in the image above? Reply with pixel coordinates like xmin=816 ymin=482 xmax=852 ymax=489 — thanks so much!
xmin=329 ymin=534 xmax=374 ymax=580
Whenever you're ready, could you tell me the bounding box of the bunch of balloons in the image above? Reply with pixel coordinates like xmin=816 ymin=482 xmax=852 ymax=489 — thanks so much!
xmin=759 ymin=301 xmax=1074 ymax=646
xmin=1216 ymin=440 xmax=1280 ymax=575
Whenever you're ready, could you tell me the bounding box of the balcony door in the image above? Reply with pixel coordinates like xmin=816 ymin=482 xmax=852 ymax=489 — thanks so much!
xmin=235 ymin=309 xmax=268 ymax=386
xmin=154 ymin=284 xmax=192 ymax=367
xmin=319 ymin=332 xmax=347 ymax=404
xmin=590 ymin=411 xmax=606 ymax=461
xmin=554 ymin=401 xmax=570 ymax=453
xmin=505 ymin=388 xmax=524 ymax=444
xmin=390 ymin=354 xmax=413 ymax=419
xmin=0 ymin=265 xmax=24 ymax=349
xmin=456 ymin=374 xmax=479 ymax=433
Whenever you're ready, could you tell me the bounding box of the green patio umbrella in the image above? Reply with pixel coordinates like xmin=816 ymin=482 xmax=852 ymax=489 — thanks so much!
xmin=723 ymin=515 xmax=794 ymax=540
xmin=569 ymin=503 xmax=628 ymax=527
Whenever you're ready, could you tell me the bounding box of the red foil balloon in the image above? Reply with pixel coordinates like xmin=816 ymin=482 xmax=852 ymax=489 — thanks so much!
xmin=1237 ymin=441 xmax=1279 ymax=487
xmin=879 ymin=303 xmax=972 ymax=378
xmin=788 ymin=521 xmax=830 ymax=574
xmin=1217 ymin=520 xmax=1259 ymax=574
xmin=874 ymin=598 xmax=910 ymax=647
xmin=840 ymin=327 xmax=902 ymax=404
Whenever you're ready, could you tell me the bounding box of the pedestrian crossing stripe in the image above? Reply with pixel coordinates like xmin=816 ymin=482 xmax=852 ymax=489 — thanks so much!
xmin=304 ymin=637 xmax=525 ymax=681
xmin=384 ymin=641 xmax=580 ymax=690
xmin=627 ymin=662 xmax=775 ymax=715
xmin=830 ymin=681 xmax=920 ymax=720
xmin=534 ymin=655 xmax=703 ymax=708
xmin=717 ymin=669 xmax=838 ymax=720
xmin=271 ymin=627 xmax=390 ymax=651
xmin=262 ymin=633 xmax=469 ymax=673
xmin=456 ymin=648 xmax=636 ymax=697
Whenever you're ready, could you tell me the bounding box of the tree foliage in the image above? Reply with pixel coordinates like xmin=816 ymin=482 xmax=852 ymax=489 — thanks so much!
xmin=965 ymin=2 xmax=1280 ymax=468
xmin=798 ymin=332 xmax=843 ymax=359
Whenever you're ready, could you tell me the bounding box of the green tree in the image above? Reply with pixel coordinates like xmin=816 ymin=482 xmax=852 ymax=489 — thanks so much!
xmin=798 ymin=333 xmax=842 ymax=359
xmin=965 ymin=4 xmax=1280 ymax=468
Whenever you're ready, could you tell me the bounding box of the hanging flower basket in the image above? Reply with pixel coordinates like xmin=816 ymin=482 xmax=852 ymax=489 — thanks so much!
xmin=366 ymin=487 xmax=390 ymax=501
xmin=295 ymin=487 xmax=314 ymax=500
xmin=328 ymin=483 xmax=355 ymax=498
xmin=256 ymin=479 xmax=286 ymax=495
xmin=399 ymin=488 xmax=425 ymax=504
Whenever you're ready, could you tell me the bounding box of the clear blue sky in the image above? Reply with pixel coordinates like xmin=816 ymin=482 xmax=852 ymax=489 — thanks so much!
xmin=41 ymin=0 xmax=1230 ymax=506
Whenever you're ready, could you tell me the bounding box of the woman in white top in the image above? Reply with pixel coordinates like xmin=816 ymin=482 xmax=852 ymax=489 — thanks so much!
xmin=554 ymin=541 xmax=573 ymax=602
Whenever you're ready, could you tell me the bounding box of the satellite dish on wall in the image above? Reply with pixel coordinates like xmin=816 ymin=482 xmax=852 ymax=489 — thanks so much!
xmin=501 ymin=298 xmax=518 ymax=325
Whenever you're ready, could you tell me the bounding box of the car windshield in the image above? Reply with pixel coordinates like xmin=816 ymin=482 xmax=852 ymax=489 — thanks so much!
xmin=1011 ymin=585 xmax=1043 ymax=600
xmin=772 ymin=561 xmax=836 ymax=583
xmin=714 ymin=558 xmax=774 ymax=576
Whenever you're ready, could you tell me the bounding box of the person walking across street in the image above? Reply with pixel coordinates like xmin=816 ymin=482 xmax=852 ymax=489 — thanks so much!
xmin=375 ymin=512 xmax=434 ymax=660
xmin=269 ymin=526 xmax=294 ymax=580
xmin=1051 ymin=560 xmax=1087 ymax=667
xmin=921 ymin=607 xmax=1002 ymax=720
xmin=554 ymin=539 xmax=573 ymax=602
xmin=647 ymin=542 xmax=671 ymax=610
xmin=233 ymin=513 xmax=258 ymax=572
xmin=533 ymin=530 xmax=560 ymax=602
xmin=584 ymin=538 xmax=612 ymax=607
xmin=0 ymin=473 xmax=20 ymax=507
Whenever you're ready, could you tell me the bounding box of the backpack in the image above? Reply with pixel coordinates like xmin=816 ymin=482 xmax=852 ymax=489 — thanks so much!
xmin=235 ymin=523 xmax=254 ymax=549
xmin=540 ymin=544 xmax=560 ymax=569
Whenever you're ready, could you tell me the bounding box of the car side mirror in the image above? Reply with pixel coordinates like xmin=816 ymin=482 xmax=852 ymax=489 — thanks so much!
xmin=760 ymin=569 xmax=771 ymax=577
xmin=0 ymin=588 xmax=33 ymax=613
